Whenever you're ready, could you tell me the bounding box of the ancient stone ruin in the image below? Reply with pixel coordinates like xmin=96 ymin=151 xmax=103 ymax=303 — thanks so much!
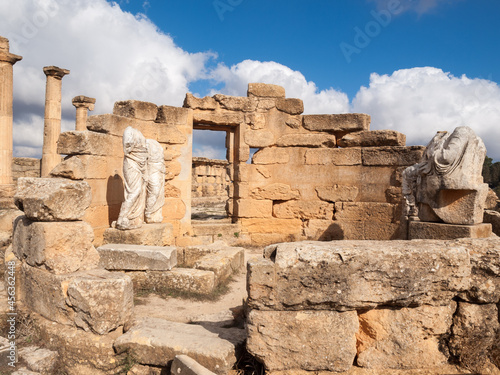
xmin=0 ymin=34 xmax=498 ymax=374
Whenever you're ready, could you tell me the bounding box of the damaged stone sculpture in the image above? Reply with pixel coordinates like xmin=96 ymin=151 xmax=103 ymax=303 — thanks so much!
xmin=114 ymin=126 xmax=165 ymax=230
xmin=402 ymin=126 xmax=488 ymax=225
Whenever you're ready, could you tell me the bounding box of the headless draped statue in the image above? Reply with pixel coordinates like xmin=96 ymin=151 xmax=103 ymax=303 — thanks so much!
xmin=114 ymin=127 xmax=166 ymax=230
xmin=402 ymin=126 xmax=488 ymax=225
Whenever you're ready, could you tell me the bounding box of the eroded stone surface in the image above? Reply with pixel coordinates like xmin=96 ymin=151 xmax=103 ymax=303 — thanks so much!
xmin=15 ymin=177 xmax=91 ymax=221
xmin=338 ymin=130 xmax=406 ymax=147
xmin=97 ymin=244 xmax=176 ymax=271
xmin=302 ymin=114 xmax=370 ymax=133
xmin=103 ymin=223 xmax=173 ymax=246
xmin=247 ymin=310 xmax=358 ymax=372
xmin=171 ymin=355 xmax=218 ymax=375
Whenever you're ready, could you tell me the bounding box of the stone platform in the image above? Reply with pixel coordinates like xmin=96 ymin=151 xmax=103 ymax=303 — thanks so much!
xmin=409 ymin=220 xmax=492 ymax=240
xmin=103 ymin=223 xmax=173 ymax=246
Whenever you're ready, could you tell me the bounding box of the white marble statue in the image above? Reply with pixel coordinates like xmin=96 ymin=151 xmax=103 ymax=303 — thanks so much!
xmin=145 ymin=138 xmax=166 ymax=223
xmin=403 ymin=126 xmax=488 ymax=225
xmin=115 ymin=126 xmax=166 ymax=230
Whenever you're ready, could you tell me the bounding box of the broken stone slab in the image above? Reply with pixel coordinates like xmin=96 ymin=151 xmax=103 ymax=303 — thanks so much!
xmin=97 ymin=244 xmax=176 ymax=271
xmin=247 ymin=240 xmax=471 ymax=311
xmin=362 ymin=146 xmax=425 ymax=166
xmin=213 ymin=94 xmax=258 ymax=112
xmin=57 ymin=131 xmax=122 ymax=156
xmin=194 ymin=247 xmax=245 ymax=285
xmin=67 ymin=269 xmax=134 ymax=335
xmin=484 ymin=210 xmax=500 ymax=236
xmin=114 ymin=317 xmax=237 ymax=375
xmin=129 ymin=268 xmax=216 ymax=295
xmin=338 ymin=130 xmax=406 ymax=147
xmin=182 ymin=240 xmax=237 ymax=267
xmin=103 ymin=223 xmax=173 ymax=246
xmin=113 ymin=100 xmax=158 ymax=121
xmin=409 ymin=221 xmax=492 ymax=240
xmin=276 ymin=133 xmax=336 ymax=148
xmin=302 ymin=114 xmax=370 ymax=133
xmin=171 ymin=355 xmax=218 ymax=375
xmin=356 ymin=303 xmax=456 ymax=369
xmin=275 ymin=98 xmax=304 ymax=115
xmin=15 ymin=177 xmax=91 ymax=221
xmin=247 ymin=309 xmax=358 ymax=372
xmin=155 ymin=105 xmax=191 ymax=125
xmin=18 ymin=346 xmax=58 ymax=374
xmin=13 ymin=216 xmax=99 ymax=274
xmin=183 ymin=93 xmax=217 ymax=110
xmin=247 ymin=83 xmax=285 ymax=98
xmin=86 ymin=113 xmax=159 ymax=139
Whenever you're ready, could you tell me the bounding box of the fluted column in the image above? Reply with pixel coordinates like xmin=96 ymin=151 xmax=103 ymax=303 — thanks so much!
xmin=72 ymin=95 xmax=95 ymax=131
xmin=41 ymin=66 xmax=69 ymax=176
xmin=0 ymin=36 xmax=22 ymax=185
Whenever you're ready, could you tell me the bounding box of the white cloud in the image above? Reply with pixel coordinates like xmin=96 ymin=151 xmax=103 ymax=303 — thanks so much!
xmin=0 ymin=0 xmax=213 ymax=157
xmin=192 ymin=145 xmax=226 ymax=160
xmin=352 ymin=67 xmax=500 ymax=159
xmin=369 ymin=0 xmax=461 ymax=15
xmin=209 ymin=60 xmax=350 ymax=114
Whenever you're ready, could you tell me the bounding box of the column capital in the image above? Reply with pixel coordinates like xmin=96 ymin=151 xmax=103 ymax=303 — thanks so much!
xmin=0 ymin=51 xmax=22 ymax=65
xmin=72 ymin=95 xmax=96 ymax=110
xmin=43 ymin=66 xmax=70 ymax=80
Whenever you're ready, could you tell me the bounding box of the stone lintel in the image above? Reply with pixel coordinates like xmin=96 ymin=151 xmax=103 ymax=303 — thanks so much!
xmin=72 ymin=96 xmax=96 ymax=110
xmin=409 ymin=221 xmax=492 ymax=240
xmin=43 ymin=66 xmax=70 ymax=79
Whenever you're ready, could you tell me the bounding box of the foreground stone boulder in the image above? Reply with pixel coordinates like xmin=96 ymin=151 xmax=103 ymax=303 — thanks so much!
xmin=14 ymin=177 xmax=91 ymax=221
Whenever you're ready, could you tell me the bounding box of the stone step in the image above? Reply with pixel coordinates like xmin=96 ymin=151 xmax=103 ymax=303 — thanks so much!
xmin=97 ymin=244 xmax=177 ymax=271
xmin=194 ymin=247 xmax=245 ymax=285
xmin=114 ymin=318 xmax=237 ymax=375
xmin=103 ymin=223 xmax=173 ymax=247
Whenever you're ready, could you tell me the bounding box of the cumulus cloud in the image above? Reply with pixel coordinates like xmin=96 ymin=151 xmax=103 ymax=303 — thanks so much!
xmin=209 ymin=60 xmax=350 ymax=114
xmin=352 ymin=67 xmax=500 ymax=159
xmin=369 ymin=0 xmax=461 ymax=15
xmin=0 ymin=0 xmax=213 ymax=156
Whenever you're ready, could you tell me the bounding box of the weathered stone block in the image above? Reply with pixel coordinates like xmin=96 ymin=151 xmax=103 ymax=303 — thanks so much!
xmin=316 ymin=185 xmax=358 ymax=202
xmin=247 ymin=310 xmax=358 ymax=372
xmin=356 ymin=303 xmax=455 ymax=369
xmin=449 ymin=302 xmax=500 ymax=373
xmin=86 ymin=114 xmax=158 ymax=139
xmin=157 ymin=125 xmax=187 ymax=144
xmin=241 ymin=218 xmax=302 ymax=235
xmin=335 ymin=202 xmax=394 ymax=222
xmin=235 ymin=199 xmax=272 ymax=218
xmin=305 ymin=148 xmax=361 ymax=165
xmin=276 ymin=134 xmax=336 ymax=148
xmin=362 ymin=146 xmax=425 ymax=166
xmin=18 ymin=346 xmax=58 ymax=374
xmin=194 ymin=247 xmax=245 ymax=285
xmin=50 ymin=156 xmax=85 ymax=180
xmin=171 ymin=355 xmax=217 ymax=375
xmin=67 ymin=269 xmax=133 ymax=335
xmin=250 ymin=183 xmax=300 ymax=200
xmin=302 ymin=114 xmax=370 ymax=132
xmin=338 ymin=130 xmax=406 ymax=147
xmin=155 ymin=105 xmax=190 ymax=125
xmin=57 ymin=131 xmax=122 ymax=156
xmin=213 ymin=94 xmax=257 ymax=112
xmin=252 ymin=148 xmax=289 ymax=164
xmin=113 ymin=100 xmax=158 ymax=121
xmin=103 ymin=223 xmax=173 ymax=246
xmin=114 ymin=318 xmax=237 ymax=375
xmin=409 ymin=221 xmax=492 ymax=240
xmin=275 ymin=98 xmax=304 ymax=115
xmin=273 ymin=200 xmax=334 ymax=220
xmin=132 ymin=268 xmax=215 ymax=294
xmin=247 ymin=83 xmax=285 ymax=98
xmin=244 ymin=130 xmax=274 ymax=148
xmin=485 ymin=210 xmax=500 ymax=237
xmin=15 ymin=178 xmax=91 ymax=221
xmin=97 ymin=244 xmax=176 ymax=271
xmin=13 ymin=216 xmax=99 ymax=274
xmin=247 ymin=240 xmax=471 ymax=310
xmin=183 ymin=93 xmax=217 ymax=110
xmin=193 ymin=111 xmax=244 ymax=126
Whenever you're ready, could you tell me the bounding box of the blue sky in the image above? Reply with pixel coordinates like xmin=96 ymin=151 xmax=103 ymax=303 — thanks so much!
xmin=1 ymin=0 xmax=500 ymax=160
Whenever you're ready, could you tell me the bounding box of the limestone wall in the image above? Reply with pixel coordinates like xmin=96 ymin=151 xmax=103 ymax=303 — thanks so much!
xmin=184 ymin=83 xmax=424 ymax=245
xmin=247 ymin=239 xmax=500 ymax=373
xmin=52 ymin=101 xmax=192 ymax=246
xmin=191 ymin=157 xmax=229 ymax=205
xmin=12 ymin=157 xmax=40 ymax=181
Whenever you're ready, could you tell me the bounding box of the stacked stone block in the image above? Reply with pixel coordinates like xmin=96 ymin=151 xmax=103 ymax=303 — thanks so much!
xmin=12 ymin=177 xmax=134 ymax=374
xmin=53 ymin=100 xmax=193 ymax=245
xmin=191 ymin=157 xmax=229 ymax=204
xmin=246 ymin=239 xmax=500 ymax=373
xmin=184 ymin=83 xmax=421 ymax=245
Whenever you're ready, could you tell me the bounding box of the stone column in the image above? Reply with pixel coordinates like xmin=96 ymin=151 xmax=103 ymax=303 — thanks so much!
xmin=41 ymin=66 xmax=70 ymax=176
xmin=72 ymin=96 xmax=95 ymax=131
xmin=0 ymin=36 xmax=22 ymax=186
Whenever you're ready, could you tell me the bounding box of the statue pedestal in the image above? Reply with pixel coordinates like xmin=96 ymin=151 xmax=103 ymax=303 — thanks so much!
xmin=409 ymin=221 xmax=492 ymax=240
xmin=103 ymin=223 xmax=173 ymax=246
